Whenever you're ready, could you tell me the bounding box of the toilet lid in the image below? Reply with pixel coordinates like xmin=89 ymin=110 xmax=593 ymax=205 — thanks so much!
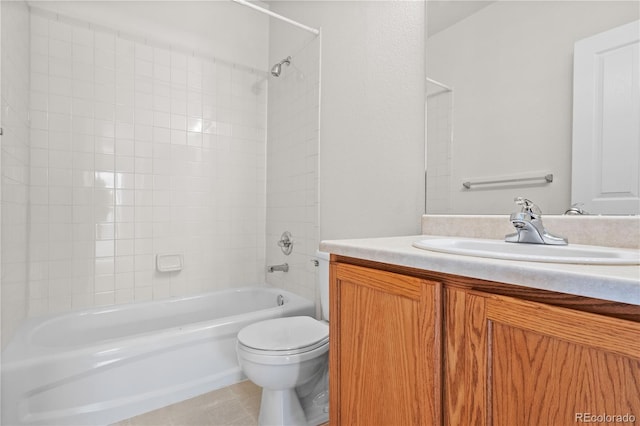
xmin=237 ymin=316 xmax=329 ymax=351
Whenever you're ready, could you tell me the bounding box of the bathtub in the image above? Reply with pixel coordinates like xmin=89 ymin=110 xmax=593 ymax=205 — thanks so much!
xmin=1 ymin=287 xmax=314 ymax=426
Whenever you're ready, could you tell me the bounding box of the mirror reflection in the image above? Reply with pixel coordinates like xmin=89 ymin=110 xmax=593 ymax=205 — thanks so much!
xmin=426 ymin=1 xmax=639 ymax=215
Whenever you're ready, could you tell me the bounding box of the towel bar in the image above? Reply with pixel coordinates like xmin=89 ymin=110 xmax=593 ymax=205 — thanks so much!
xmin=462 ymin=173 xmax=553 ymax=189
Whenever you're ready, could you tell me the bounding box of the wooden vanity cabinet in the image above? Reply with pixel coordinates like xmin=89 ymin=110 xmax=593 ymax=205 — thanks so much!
xmin=329 ymin=255 xmax=640 ymax=426
xmin=329 ymin=261 xmax=442 ymax=426
xmin=445 ymin=288 xmax=640 ymax=426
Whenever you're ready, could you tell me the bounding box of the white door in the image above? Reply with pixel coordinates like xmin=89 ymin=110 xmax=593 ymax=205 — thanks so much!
xmin=572 ymin=20 xmax=640 ymax=215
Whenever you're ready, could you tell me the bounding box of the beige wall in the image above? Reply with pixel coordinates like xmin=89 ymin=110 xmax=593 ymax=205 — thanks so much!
xmin=272 ymin=1 xmax=427 ymax=241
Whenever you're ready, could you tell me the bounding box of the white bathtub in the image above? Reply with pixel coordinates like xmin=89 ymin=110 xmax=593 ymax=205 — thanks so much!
xmin=1 ymin=287 xmax=314 ymax=426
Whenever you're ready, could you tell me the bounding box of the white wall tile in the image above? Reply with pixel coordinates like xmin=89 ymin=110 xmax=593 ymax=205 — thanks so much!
xmin=73 ymin=26 xmax=94 ymax=47
xmin=116 ymin=38 xmax=134 ymax=57
xmin=0 ymin=1 xmax=30 ymax=342
xmin=95 ymin=257 xmax=115 ymax=275
xmin=49 ymin=20 xmax=73 ymax=42
xmin=24 ymin=9 xmax=268 ymax=321
xmin=264 ymin=37 xmax=320 ymax=303
xmin=73 ymin=44 xmax=94 ymax=65
xmin=50 ymin=94 xmax=72 ymax=114
xmin=51 ymin=76 xmax=73 ymax=96
xmin=49 ymin=39 xmax=72 ymax=60
xmin=94 ymin=291 xmax=115 ymax=306
xmin=115 ymin=239 xmax=134 ymax=256
xmin=95 ymin=31 xmax=115 ymax=52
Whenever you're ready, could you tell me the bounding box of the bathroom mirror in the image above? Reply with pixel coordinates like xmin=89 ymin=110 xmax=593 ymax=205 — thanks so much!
xmin=425 ymin=0 xmax=639 ymax=215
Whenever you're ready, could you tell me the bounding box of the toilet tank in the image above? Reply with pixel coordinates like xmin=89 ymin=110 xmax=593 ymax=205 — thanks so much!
xmin=316 ymin=250 xmax=330 ymax=321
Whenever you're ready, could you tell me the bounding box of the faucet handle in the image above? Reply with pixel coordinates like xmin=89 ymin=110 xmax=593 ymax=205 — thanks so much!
xmin=514 ymin=197 xmax=542 ymax=216
xmin=564 ymin=202 xmax=589 ymax=215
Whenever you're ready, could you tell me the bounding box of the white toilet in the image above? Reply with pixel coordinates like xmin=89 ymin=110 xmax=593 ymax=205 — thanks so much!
xmin=236 ymin=251 xmax=330 ymax=426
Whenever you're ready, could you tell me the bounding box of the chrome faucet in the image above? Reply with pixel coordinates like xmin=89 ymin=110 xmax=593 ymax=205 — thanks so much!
xmin=267 ymin=263 xmax=289 ymax=273
xmin=505 ymin=197 xmax=568 ymax=245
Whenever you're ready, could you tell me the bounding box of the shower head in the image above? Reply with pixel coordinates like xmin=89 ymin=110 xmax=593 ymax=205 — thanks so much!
xmin=271 ymin=56 xmax=291 ymax=77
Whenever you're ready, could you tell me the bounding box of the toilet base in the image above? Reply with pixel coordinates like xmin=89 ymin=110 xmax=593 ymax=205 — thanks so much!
xmin=298 ymin=364 xmax=329 ymax=426
xmin=259 ymin=388 xmax=307 ymax=426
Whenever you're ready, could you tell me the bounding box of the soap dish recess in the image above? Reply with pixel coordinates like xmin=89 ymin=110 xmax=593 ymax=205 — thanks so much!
xmin=156 ymin=254 xmax=184 ymax=272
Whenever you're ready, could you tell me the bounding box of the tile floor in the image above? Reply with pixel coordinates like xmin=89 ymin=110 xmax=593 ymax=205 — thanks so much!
xmin=112 ymin=381 xmax=261 ymax=426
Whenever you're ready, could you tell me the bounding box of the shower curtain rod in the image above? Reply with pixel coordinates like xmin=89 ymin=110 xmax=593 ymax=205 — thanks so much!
xmin=426 ymin=77 xmax=452 ymax=92
xmin=232 ymin=0 xmax=320 ymax=36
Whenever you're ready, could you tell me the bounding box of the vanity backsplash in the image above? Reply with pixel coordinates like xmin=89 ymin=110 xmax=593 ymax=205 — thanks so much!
xmin=421 ymin=215 xmax=640 ymax=249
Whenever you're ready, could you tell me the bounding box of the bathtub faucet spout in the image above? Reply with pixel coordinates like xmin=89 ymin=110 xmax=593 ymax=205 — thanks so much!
xmin=267 ymin=263 xmax=289 ymax=273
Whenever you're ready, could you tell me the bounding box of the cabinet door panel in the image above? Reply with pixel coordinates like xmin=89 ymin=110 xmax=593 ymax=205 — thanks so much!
xmin=330 ymin=262 xmax=441 ymax=426
xmin=486 ymin=296 xmax=640 ymax=426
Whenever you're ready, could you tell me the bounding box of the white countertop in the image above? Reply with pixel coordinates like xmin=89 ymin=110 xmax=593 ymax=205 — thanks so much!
xmin=319 ymin=235 xmax=640 ymax=306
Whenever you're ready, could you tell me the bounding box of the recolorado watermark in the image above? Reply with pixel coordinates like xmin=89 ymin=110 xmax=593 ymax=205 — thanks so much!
xmin=575 ymin=412 xmax=636 ymax=423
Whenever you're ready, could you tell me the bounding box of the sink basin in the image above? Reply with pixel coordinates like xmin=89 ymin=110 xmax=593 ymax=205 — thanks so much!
xmin=412 ymin=238 xmax=640 ymax=265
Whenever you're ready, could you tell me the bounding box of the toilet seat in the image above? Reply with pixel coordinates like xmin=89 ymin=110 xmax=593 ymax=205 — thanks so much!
xmin=237 ymin=316 xmax=329 ymax=356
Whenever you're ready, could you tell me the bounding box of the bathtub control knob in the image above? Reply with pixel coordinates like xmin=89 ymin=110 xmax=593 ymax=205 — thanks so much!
xmin=277 ymin=231 xmax=294 ymax=255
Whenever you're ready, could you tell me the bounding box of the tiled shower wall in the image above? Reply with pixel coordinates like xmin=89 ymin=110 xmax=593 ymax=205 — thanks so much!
xmin=27 ymin=9 xmax=267 ymax=316
xmin=265 ymin=37 xmax=320 ymax=303
xmin=1 ymin=0 xmax=31 ymax=346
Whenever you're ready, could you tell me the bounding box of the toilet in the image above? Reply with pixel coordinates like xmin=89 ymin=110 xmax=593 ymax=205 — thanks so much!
xmin=236 ymin=251 xmax=330 ymax=426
